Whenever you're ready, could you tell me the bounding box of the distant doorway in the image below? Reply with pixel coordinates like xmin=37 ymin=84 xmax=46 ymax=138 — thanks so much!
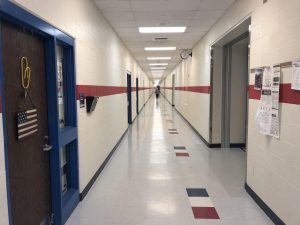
xmin=127 ymin=73 xmax=132 ymax=124
xmin=210 ymin=17 xmax=251 ymax=149
xmin=136 ymin=78 xmax=139 ymax=115
xmin=172 ymin=74 xmax=175 ymax=106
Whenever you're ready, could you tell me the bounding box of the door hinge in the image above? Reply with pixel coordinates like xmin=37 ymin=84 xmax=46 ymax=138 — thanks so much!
xmin=49 ymin=213 xmax=54 ymax=225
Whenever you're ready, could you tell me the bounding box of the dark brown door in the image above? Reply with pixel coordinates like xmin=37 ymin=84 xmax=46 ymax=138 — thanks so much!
xmin=1 ymin=22 xmax=51 ymax=225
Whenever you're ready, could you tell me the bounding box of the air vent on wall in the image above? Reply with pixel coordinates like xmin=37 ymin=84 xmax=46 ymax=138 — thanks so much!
xmin=153 ymin=37 xmax=168 ymax=42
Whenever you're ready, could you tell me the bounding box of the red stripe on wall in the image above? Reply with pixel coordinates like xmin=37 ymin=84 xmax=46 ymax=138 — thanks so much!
xmin=249 ymin=84 xmax=300 ymax=105
xmin=76 ymin=85 xmax=152 ymax=99
xmin=76 ymin=85 xmax=127 ymax=99
xmin=248 ymin=85 xmax=261 ymax=100
xmin=163 ymin=86 xmax=210 ymax=94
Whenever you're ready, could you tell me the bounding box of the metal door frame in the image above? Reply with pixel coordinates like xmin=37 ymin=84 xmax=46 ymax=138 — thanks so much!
xmin=221 ymin=32 xmax=249 ymax=148
xmin=0 ymin=1 xmax=79 ymax=224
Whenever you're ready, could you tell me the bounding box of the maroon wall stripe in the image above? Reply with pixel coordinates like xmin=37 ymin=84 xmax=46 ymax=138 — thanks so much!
xmin=249 ymin=84 xmax=300 ymax=105
xmin=76 ymin=85 xmax=151 ymax=100
xmin=163 ymin=86 xmax=211 ymax=94
xmin=248 ymin=85 xmax=261 ymax=100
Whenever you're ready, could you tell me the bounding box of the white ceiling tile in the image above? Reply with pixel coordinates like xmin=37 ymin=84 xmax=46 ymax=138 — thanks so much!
xmin=102 ymin=11 xmax=135 ymax=21
xmin=131 ymin=0 xmax=202 ymax=11
xmin=134 ymin=11 xmax=194 ymax=21
xmin=93 ymin=0 xmax=236 ymax=78
xmin=198 ymin=0 xmax=236 ymax=10
xmin=109 ymin=21 xmax=137 ymax=28
xmin=95 ymin=0 xmax=131 ymax=11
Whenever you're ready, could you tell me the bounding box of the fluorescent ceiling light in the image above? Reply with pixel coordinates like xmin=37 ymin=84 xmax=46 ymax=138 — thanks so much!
xmin=147 ymin=57 xmax=171 ymax=60
xmin=150 ymin=67 xmax=166 ymax=70
xmin=151 ymin=70 xmax=164 ymax=73
xmin=145 ymin=47 xmax=176 ymax=51
xmin=149 ymin=63 xmax=168 ymax=66
xmin=139 ymin=27 xmax=186 ymax=33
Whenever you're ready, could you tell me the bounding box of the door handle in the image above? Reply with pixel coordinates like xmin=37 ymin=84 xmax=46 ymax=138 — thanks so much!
xmin=43 ymin=144 xmax=53 ymax=152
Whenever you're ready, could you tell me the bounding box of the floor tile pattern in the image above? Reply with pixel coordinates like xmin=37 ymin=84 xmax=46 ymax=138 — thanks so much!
xmin=66 ymin=96 xmax=274 ymax=225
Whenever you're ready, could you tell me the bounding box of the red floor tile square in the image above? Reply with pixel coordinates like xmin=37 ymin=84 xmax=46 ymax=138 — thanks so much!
xmin=192 ymin=207 xmax=220 ymax=219
xmin=176 ymin=153 xmax=189 ymax=157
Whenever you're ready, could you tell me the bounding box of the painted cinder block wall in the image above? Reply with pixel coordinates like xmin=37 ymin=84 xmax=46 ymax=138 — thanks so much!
xmin=9 ymin=0 xmax=151 ymax=197
xmin=163 ymin=0 xmax=300 ymax=224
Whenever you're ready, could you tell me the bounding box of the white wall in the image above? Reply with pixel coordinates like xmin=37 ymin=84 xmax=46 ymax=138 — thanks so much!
xmin=247 ymin=1 xmax=300 ymax=224
xmin=10 ymin=0 xmax=151 ymax=194
xmin=164 ymin=0 xmax=300 ymax=224
xmin=163 ymin=74 xmax=173 ymax=104
xmin=165 ymin=55 xmax=211 ymax=141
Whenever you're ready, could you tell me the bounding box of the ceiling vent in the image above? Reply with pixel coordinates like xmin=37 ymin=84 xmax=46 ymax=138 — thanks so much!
xmin=153 ymin=37 xmax=168 ymax=42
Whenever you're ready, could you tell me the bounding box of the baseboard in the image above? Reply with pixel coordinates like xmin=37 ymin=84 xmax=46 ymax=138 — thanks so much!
xmin=230 ymin=143 xmax=246 ymax=148
xmin=209 ymin=143 xmax=221 ymax=148
xmin=245 ymin=183 xmax=285 ymax=225
xmin=80 ymin=128 xmax=128 ymax=200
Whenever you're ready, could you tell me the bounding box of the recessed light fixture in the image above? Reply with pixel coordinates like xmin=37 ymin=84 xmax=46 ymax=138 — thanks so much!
xmin=139 ymin=27 xmax=186 ymax=33
xmin=145 ymin=47 xmax=176 ymax=51
xmin=147 ymin=57 xmax=171 ymax=60
xmin=150 ymin=67 xmax=166 ymax=70
xmin=151 ymin=70 xmax=165 ymax=73
xmin=149 ymin=63 xmax=168 ymax=66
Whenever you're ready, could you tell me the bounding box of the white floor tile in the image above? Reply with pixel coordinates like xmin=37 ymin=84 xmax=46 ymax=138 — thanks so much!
xmin=66 ymin=96 xmax=274 ymax=225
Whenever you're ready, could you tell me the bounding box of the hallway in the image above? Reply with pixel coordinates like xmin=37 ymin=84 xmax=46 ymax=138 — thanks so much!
xmin=66 ymin=96 xmax=272 ymax=225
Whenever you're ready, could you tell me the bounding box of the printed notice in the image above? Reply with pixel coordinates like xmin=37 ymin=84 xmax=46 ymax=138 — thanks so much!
xmin=270 ymin=110 xmax=280 ymax=138
xmin=255 ymin=108 xmax=272 ymax=135
xmin=255 ymin=65 xmax=281 ymax=138
xmin=292 ymin=59 xmax=300 ymax=90
xmin=261 ymin=67 xmax=272 ymax=108
xmin=254 ymin=68 xmax=263 ymax=90
xmin=271 ymin=65 xmax=280 ymax=110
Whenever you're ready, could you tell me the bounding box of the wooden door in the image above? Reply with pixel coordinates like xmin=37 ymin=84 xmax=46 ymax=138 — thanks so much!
xmin=1 ymin=21 xmax=51 ymax=225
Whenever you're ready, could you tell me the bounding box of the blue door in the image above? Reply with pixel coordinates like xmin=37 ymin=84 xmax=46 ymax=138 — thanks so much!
xmin=0 ymin=2 xmax=79 ymax=225
xmin=127 ymin=74 xmax=132 ymax=124
xmin=136 ymin=78 xmax=139 ymax=115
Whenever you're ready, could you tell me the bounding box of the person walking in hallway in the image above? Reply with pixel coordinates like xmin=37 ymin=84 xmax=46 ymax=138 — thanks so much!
xmin=155 ymin=85 xmax=160 ymax=98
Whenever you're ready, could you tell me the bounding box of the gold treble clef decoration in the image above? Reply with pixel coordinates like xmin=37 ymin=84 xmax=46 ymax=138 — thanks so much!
xmin=21 ymin=57 xmax=31 ymax=97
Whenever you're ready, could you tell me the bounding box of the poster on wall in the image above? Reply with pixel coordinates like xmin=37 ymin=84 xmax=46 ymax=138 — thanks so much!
xmin=291 ymin=59 xmax=300 ymax=90
xmin=270 ymin=65 xmax=281 ymax=138
xmin=254 ymin=68 xmax=263 ymax=90
xmin=255 ymin=65 xmax=281 ymax=138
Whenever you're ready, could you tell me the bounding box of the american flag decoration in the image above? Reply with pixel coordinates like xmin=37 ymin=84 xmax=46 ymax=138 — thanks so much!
xmin=17 ymin=109 xmax=38 ymax=140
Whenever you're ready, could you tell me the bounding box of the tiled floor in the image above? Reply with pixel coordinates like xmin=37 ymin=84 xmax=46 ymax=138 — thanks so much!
xmin=66 ymin=96 xmax=274 ymax=225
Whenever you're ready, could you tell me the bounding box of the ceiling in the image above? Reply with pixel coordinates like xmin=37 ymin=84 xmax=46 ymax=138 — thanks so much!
xmin=94 ymin=0 xmax=236 ymax=80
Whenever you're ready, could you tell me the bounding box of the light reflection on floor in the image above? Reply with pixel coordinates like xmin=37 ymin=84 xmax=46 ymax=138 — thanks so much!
xmin=66 ymin=96 xmax=273 ymax=225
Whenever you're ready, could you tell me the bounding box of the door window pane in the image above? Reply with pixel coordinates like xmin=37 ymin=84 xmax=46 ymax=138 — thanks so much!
xmin=60 ymin=146 xmax=68 ymax=194
xmin=56 ymin=45 xmax=65 ymax=129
